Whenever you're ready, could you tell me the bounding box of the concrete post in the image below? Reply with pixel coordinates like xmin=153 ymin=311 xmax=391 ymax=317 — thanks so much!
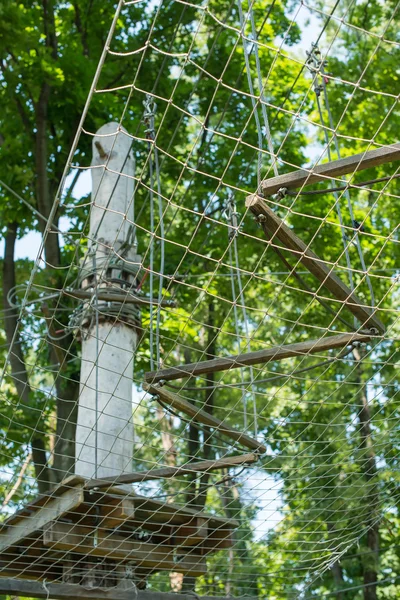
xmin=75 ymin=122 xmax=140 ymax=480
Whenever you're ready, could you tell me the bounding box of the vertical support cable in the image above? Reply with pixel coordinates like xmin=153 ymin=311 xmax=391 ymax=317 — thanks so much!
xmin=144 ymin=95 xmax=164 ymax=370
xmin=237 ymin=0 xmax=264 ymax=190
xmin=306 ymin=43 xmax=375 ymax=312
xmin=247 ymin=0 xmax=279 ymax=178
xmin=225 ymin=195 xmax=258 ymax=436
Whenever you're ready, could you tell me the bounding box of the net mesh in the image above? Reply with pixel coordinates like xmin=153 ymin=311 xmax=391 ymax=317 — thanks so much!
xmin=1 ymin=0 xmax=400 ymax=597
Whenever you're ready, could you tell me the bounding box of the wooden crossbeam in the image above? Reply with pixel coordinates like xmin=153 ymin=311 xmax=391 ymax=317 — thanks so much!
xmin=143 ymin=383 xmax=267 ymax=454
xmin=0 ymin=578 xmax=258 ymax=600
xmin=85 ymin=453 xmax=258 ymax=489
xmin=144 ymin=332 xmax=370 ymax=384
xmin=261 ymin=143 xmax=400 ymax=196
xmin=245 ymin=195 xmax=385 ymax=333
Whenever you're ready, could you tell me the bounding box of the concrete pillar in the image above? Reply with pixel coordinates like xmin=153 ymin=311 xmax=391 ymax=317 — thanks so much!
xmin=75 ymin=123 xmax=140 ymax=480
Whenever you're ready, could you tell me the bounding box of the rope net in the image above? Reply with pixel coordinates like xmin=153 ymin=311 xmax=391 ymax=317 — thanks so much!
xmin=0 ymin=0 xmax=399 ymax=598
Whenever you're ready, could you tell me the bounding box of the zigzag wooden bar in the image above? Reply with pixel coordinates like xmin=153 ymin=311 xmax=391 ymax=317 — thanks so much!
xmin=86 ymin=453 xmax=258 ymax=489
xmin=144 ymin=383 xmax=267 ymax=454
xmin=245 ymin=194 xmax=385 ymax=333
xmin=144 ymin=332 xmax=370 ymax=384
xmin=0 ymin=476 xmax=237 ymax=584
xmin=0 ymin=578 xmax=257 ymax=600
xmin=261 ymin=143 xmax=400 ymax=196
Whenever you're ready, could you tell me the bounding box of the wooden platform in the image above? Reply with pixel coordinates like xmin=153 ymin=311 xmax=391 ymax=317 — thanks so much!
xmin=0 ymin=476 xmax=237 ymax=585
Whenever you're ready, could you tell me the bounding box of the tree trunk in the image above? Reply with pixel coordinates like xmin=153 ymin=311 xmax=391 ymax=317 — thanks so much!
xmin=2 ymin=223 xmax=51 ymax=493
xmin=51 ymin=369 xmax=80 ymax=484
xmin=353 ymin=347 xmax=379 ymax=600
xmin=35 ymin=83 xmax=61 ymax=270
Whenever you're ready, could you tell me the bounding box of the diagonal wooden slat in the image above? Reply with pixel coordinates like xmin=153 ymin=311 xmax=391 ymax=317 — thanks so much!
xmin=143 ymin=383 xmax=267 ymax=454
xmin=260 ymin=143 xmax=400 ymax=196
xmin=85 ymin=453 xmax=258 ymax=489
xmin=144 ymin=332 xmax=370 ymax=384
xmin=245 ymin=194 xmax=385 ymax=333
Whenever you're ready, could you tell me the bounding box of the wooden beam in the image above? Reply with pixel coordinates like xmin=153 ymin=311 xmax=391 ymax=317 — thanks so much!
xmin=143 ymin=383 xmax=267 ymax=454
xmin=245 ymin=195 xmax=385 ymax=333
xmin=261 ymin=143 xmax=400 ymax=196
xmin=144 ymin=332 xmax=370 ymax=384
xmin=42 ymin=522 xmax=206 ymax=576
xmin=0 ymin=578 xmax=258 ymax=600
xmin=0 ymin=484 xmax=84 ymax=553
xmin=85 ymin=453 xmax=258 ymax=489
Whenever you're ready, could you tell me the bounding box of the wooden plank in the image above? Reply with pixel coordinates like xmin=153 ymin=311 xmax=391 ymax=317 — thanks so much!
xmin=0 ymin=577 xmax=258 ymax=600
xmin=143 ymin=383 xmax=267 ymax=454
xmin=42 ymin=522 xmax=206 ymax=576
xmin=261 ymin=143 xmax=400 ymax=196
xmin=0 ymin=484 xmax=85 ymax=553
xmin=85 ymin=453 xmax=258 ymax=489
xmin=0 ymin=475 xmax=85 ymax=531
xmin=145 ymin=332 xmax=370 ymax=384
xmin=245 ymin=194 xmax=385 ymax=333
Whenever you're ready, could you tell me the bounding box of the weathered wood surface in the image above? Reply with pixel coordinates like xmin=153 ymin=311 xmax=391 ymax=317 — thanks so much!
xmin=143 ymin=383 xmax=267 ymax=454
xmin=261 ymin=143 xmax=400 ymax=196
xmin=86 ymin=453 xmax=258 ymax=489
xmin=0 ymin=475 xmax=85 ymax=532
xmin=245 ymin=195 xmax=385 ymax=333
xmin=144 ymin=332 xmax=370 ymax=384
xmin=0 ymin=578 xmax=258 ymax=600
xmin=0 ymin=483 xmax=84 ymax=553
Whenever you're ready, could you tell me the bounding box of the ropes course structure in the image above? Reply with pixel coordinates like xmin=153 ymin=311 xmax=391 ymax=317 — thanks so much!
xmin=0 ymin=0 xmax=399 ymax=598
